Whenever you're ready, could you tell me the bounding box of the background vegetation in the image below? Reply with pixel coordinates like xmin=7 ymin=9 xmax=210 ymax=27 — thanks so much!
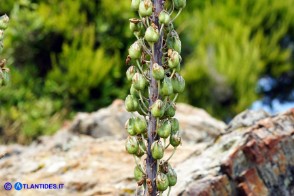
xmin=0 ymin=0 xmax=293 ymax=144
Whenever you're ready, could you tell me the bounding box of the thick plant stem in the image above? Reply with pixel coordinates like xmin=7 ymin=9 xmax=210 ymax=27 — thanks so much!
xmin=145 ymin=0 xmax=163 ymax=196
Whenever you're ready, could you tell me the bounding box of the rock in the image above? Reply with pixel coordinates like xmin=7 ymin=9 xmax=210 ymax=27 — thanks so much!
xmin=69 ymin=99 xmax=129 ymax=138
xmin=0 ymin=100 xmax=221 ymax=195
xmin=175 ymin=103 xmax=226 ymax=143
xmin=0 ymin=101 xmax=292 ymax=196
xmin=69 ymin=99 xmax=226 ymax=143
xmin=226 ymin=109 xmax=270 ymax=132
xmin=0 ymin=129 xmax=205 ymax=195
xmin=173 ymin=109 xmax=294 ymax=195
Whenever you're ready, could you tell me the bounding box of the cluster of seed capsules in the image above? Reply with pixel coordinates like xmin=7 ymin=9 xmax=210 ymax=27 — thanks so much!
xmin=0 ymin=14 xmax=9 ymax=86
xmin=125 ymin=0 xmax=186 ymax=194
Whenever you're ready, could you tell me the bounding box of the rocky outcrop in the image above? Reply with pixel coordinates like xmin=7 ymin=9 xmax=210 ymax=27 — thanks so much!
xmin=0 ymin=100 xmax=224 ymax=195
xmin=174 ymin=109 xmax=294 ymax=195
xmin=69 ymin=99 xmax=226 ymax=143
xmin=0 ymin=100 xmax=293 ymax=196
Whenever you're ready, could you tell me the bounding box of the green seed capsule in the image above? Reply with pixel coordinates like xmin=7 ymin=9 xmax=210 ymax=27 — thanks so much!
xmin=130 ymin=84 xmax=140 ymax=98
xmin=151 ymin=99 xmax=165 ymax=118
xmin=168 ymin=50 xmax=181 ymax=69
xmin=125 ymin=117 xmax=136 ymax=136
xmin=156 ymin=172 xmax=169 ymax=191
xmin=129 ymin=18 xmax=142 ymax=32
xmin=136 ymin=139 xmax=146 ymax=157
xmin=160 ymin=76 xmax=173 ymax=96
xmin=125 ymin=95 xmax=139 ymax=112
xmin=167 ymin=34 xmax=181 ymax=54
xmin=159 ymin=10 xmax=170 ymax=25
xmin=170 ymin=118 xmax=179 ymax=133
xmin=134 ymin=117 xmax=147 ymax=134
xmin=170 ymin=131 xmax=181 ymax=147
xmin=126 ymin=66 xmax=136 ymax=81
xmin=157 ymin=120 xmax=171 ymax=139
xmin=165 ymin=102 xmax=176 ymax=117
xmin=152 ymin=63 xmax=165 ymax=80
xmin=132 ymin=73 xmax=147 ymax=91
xmin=139 ymin=0 xmax=153 ymax=17
xmin=151 ymin=140 xmax=164 ymax=159
xmin=171 ymin=73 xmax=185 ymax=93
xmin=125 ymin=136 xmax=139 ymax=154
xmin=167 ymin=166 xmax=177 ymax=186
xmin=145 ymin=25 xmax=160 ymax=43
xmin=134 ymin=165 xmax=145 ymax=181
xmin=131 ymin=0 xmax=141 ymax=11
xmin=129 ymin=41 xmax=142 ymax=59
xmin=174 ymin=0 xmax=186 ymax=10
xmin=0 ymin=15 xmax=9 ymax=30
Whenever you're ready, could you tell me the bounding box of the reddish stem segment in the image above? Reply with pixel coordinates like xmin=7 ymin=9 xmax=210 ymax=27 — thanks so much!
xmin=146 ymin=0 xmax=164 ymax=195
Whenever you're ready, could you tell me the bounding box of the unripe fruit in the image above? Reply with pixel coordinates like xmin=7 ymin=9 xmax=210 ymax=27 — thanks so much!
xmin=152 ymin=63 xmax=165 ymax=80
xmin=139 ymin=0 xmax=153 ymax=17
xmin=134 ymin=165 xmax=145 ymax=181
xmin=0 ymin=15 xmax=9 ymax=30
xmin=171 ymin=73 xmax=185 ymax=93
xmin=125 ymin=117 xmax=136 ymax=136
xmin=170 ymin=118 xmax=179 ymax=133
xmin=168 ymin=50 xmax=181 ymax=69
xmin=157 ymin=120 xmax=171 ymax=139
xmin=175 ymin=63 xmax=181 ymax=73
xmin=151 ymin=140 xmax=164 ymax=159
xmin=167 ymin=166 xmax=177 ymax=186
xmin=134 ymin=117 xmax=147 ymax=134
xmin=129 ymin=41 xmax=142 ymax=59
xmin=126 ymin=66 xmax=136 ymax=81
xmin=167 ymin=34 xmax=181 ymax=54
xmin=136 ymin=139 xmax=147 ymax=157
xmin=156 ymin=172 xmax=169 ymax=191
xmin=170 ymin=131 xmax=181 ymax=147
xmin=151 ymin=99 xmax=165 ymax=118
xmin=174 ymin=0 xmax=186 ymax=10
xmin=145 ymin=24 xmax=160 ymax=43
xmin=130 ymin=84 xmax=140 ymax=98
xmin=165 ymin=102 xmax=176 ymax=117
xmin=125 ymin=136 xmax=139 ymax=154
xmin=132 ymin=73 xmax=147 ymax=91
xmin=159 ymin=10 xmax=170 ymax=25
xmin=129 ymin=18 xmax=143 ymax=32
xmin=160 ymin=76 xmax=173 ymax=96
xmin=125 ymin=95 xmax=139 ymax=112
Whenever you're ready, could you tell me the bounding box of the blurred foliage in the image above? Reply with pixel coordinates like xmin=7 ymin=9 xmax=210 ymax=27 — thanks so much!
xmin=0 ymin=67 xmax=66 ymax=144
xmin=0 ymin=0 xmax=293 ymax=143
xmin=180 ymin=0 xmax=294 ymax=118
xmin=47 ymin=26 xmax=121 ymax=110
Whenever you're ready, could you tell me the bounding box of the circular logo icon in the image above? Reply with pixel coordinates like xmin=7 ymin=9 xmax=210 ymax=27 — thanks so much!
xmin=4 ymin=182 xmax=12 ymax=190
xmin=14 ymin=182 xmax=23 ymax=191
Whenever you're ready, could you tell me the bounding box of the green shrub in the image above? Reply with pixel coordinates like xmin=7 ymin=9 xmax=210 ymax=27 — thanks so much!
xmin=180 ymin=0 xmax=294 ymax=118
xmin=47 ymin=26 xmax=121 ymax=110
xmin=0 ymin=67 xmax=66 ymax=144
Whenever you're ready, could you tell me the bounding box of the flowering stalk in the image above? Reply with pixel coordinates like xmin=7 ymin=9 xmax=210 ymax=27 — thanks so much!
xmin=0 ymin=14 xmax=9 ymax=86
xmin=125 ymin=0 xmax=185 ymax=195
